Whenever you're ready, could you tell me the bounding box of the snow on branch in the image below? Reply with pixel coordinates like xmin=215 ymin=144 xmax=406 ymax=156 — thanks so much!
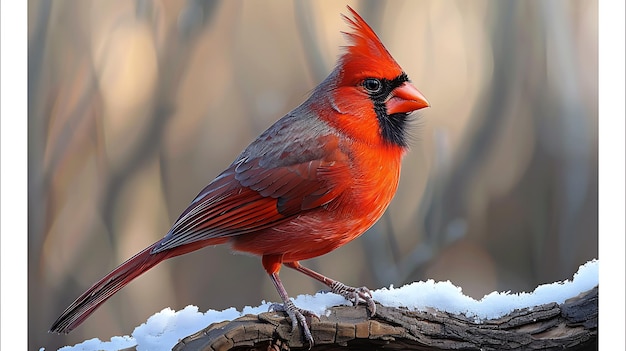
xmin=55 ymin=260 xmax=598 ymax=351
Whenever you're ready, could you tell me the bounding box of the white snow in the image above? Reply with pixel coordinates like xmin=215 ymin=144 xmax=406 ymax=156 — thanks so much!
xmin=373 ymin=259 xmax=598 ymax=321
xmin=55 ymin=259 xmax=598 ymax=351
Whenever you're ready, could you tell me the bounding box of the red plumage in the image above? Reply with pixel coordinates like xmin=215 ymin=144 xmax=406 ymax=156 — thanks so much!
xmin=50 ymin=6 xmax=429 ymax=346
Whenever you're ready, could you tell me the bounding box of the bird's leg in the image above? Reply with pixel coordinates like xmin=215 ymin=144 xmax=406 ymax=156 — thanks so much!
xmin=263 ymin=255 xmax=316 ymax=347
xmin=284 ymin=261 xmax=377 ymax=316
xmin=268 ymin=271 xmax=317 ymax=347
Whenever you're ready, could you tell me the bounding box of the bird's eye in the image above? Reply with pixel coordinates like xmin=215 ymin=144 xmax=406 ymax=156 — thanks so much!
xmin=362 ymin=78 xmax=382 ymax=93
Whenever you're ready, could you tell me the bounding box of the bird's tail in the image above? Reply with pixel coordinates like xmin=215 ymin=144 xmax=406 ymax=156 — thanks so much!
xmin=49 ymin=242 xmax=167 ymax=334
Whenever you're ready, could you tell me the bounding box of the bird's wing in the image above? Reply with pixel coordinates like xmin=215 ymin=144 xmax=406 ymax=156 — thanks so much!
xmin=152 ymin=143 xmax=351 ymax=253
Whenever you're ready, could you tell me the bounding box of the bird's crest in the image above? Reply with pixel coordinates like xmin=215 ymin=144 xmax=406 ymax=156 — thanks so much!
xmin=340 ymin=6 xmax=403 ymax=82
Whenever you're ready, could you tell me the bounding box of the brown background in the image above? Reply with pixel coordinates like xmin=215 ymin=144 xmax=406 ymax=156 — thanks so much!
xmin=28 ymin=1 xmax=598 ymax=350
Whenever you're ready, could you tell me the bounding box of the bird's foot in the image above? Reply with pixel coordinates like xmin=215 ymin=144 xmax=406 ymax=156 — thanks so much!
xmin=269 ymin=300 xmax=318 ymax=348
xmin=330 ymin=281 xmax=377 ymax=316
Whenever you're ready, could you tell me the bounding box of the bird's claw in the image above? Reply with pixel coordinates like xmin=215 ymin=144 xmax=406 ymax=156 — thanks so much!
xmin=330 ymin=281 xmax=377 ymax=316
xmin=269 ymin=300 xmax=318 ymax=348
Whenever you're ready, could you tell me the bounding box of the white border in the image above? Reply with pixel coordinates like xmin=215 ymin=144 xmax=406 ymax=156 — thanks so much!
xmin=598 ymin=1 xmax=625 ymax=349
xmin=1 ymin=1 xmax=28 ymax=350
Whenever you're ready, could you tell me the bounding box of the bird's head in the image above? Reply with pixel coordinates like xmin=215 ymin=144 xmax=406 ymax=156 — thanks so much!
xmin=313 ymin=6 xmax=429 ymax=149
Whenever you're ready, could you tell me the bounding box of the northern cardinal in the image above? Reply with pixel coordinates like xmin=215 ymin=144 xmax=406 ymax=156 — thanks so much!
xmin=50 ymin=6 xmax=429 ymax=346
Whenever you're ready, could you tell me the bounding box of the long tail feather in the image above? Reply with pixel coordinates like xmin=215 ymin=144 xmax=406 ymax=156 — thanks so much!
xmin=49 ymin=242 xmax=166 ymax=334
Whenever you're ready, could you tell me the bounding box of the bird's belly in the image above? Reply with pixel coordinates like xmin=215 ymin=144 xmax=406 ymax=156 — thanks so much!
xmin=230 ymin=207 xmax=381 ymax=262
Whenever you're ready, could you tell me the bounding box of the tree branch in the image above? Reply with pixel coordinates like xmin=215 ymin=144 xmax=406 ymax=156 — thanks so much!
xmin=172 ymin=286 xmax=597 ymax=351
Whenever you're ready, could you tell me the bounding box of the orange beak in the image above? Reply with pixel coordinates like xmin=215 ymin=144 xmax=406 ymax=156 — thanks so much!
xmin=385 ymin=82 xmax=430 ymax=114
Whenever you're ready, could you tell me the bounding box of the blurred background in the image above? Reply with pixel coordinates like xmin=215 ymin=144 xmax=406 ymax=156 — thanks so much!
xmin=29 ymin=0 xmax=597 ymax=349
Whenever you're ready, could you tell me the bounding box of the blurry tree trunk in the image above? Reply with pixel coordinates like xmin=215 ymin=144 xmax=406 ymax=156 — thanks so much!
xmin=170 ymin=286 xmax=597 ymax=351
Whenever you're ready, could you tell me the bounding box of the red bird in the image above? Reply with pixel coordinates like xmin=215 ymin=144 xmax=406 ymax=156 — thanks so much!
xmin=50 ymin=6 xmax=429 ymax=346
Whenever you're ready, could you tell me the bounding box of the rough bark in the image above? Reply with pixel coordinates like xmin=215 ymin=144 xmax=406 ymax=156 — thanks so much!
xmin=171 ymin=286 xmax=597 ymax=351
